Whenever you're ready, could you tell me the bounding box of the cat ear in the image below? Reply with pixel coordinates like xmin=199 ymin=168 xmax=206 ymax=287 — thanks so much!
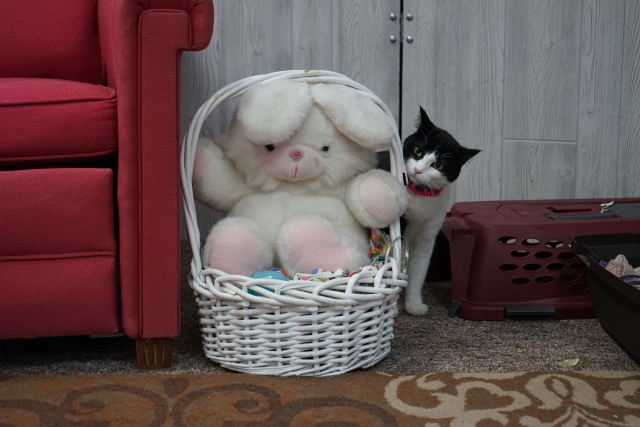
xmin=236 ymin=79 xmax=312 ymax=145
xmin=459 ymin=147 xmax=481 ymax=165
xmin=418 ymin=106 xmax=437 ymax=131
xmin=310 ymin=84 xmax=394 ymax=150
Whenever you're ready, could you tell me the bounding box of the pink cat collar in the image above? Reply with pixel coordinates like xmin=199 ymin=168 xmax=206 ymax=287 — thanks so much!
xmin=408 ymin=181 xmax=442 ymax=197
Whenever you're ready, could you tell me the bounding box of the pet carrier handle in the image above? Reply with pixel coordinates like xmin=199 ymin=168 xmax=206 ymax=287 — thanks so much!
xmin=181 ymin=70 xmax=405 ymax=273
xmin=548 ymin=213 xmax=617 ymax=221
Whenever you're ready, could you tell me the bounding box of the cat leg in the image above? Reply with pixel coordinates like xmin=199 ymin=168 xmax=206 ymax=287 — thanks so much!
xmin=203 ymin=217 xmax=273 ymax=276
xmin=277 ymin=215 xmax=370 ymax=275
xmin=405 ymin=228 xmax=439 ymax=316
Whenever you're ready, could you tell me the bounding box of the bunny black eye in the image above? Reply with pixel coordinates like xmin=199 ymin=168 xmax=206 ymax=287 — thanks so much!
xmin=321 ymin=146 xmax=329 ymax=152
xmin=266 ymin=144 xmax=275 ymax=152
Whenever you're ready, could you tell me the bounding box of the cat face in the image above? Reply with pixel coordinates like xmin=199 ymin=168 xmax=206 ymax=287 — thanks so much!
xmin=403 ymin=107 xmax=480 ymax=189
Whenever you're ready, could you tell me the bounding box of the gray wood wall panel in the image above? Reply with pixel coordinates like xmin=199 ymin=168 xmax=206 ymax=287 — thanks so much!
xmin=618 ymin=0 xmax=640 ymax=197
xmin=291 ymin=1 xmax=333 ymax=69
xmin=453 ymin=0 xmax=505 ymax=202
xmin=576 ymin=0 xmax=625 ymax=198
xmin=332 ymin=1 xmax=401 ymax=125
xmin=503 ymin=0 xmax=581 ymax=142
xmin=401 ymin=0 xmax=459 ymax=140
xmin=502 ymin=140 xmax=576 ymax=200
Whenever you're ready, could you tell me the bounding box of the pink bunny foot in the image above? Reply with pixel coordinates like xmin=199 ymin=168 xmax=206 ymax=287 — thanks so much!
xmin=203 ymin=218 xmax=272 ymax=276
xmin=279 ymin=216 xmax=351 ymax=274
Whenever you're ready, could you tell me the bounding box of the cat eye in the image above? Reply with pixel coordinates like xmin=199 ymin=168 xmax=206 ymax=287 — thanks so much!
xmin=414 ymin=147 xmax=422 ymax=157
xmin=266 ymin=144 xmax=275 ymax=152
xmin=321 ymin=146 xmax=329 ymax=152
xmin=432 ymin=161 xmax=444 ymax=170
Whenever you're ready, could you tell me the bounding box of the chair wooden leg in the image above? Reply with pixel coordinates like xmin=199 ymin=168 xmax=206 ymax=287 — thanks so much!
xmin=136 ymin=338 xmax=174 ymax=370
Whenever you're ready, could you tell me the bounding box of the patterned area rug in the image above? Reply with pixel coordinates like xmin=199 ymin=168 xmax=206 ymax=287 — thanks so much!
xmin=1 ymin=371 xmax=639 ymax=426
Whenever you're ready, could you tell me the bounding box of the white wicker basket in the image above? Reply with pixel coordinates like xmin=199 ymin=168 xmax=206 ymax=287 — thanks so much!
xmin=181 ymin=70 xmax=408 ymax=376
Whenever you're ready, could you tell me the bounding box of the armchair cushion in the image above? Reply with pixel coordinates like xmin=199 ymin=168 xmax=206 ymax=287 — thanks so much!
xmin=0 ymin=0 xmax=105 ymax=85
xmin=0 ymin=168 xmax=118 ymax=339
xmin=0 ymin=78 xmax=118 ymax=166
xmin=0 ymin=169 xmax=117 ymax=258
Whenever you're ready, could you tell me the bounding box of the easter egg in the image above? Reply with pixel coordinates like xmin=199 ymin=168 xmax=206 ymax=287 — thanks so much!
xmin=251 ymin=271 xmax=288 ymax=281
xmin=248 ymin=270 xmax=288 ymax=296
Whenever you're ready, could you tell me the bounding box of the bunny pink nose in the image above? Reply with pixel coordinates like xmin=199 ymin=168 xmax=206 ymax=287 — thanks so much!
xmin=290 ymin=149 xmax=304 ymax=161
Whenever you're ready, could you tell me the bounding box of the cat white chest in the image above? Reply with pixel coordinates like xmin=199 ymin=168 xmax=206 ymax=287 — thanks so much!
xmin=405 ymin=184 xmax=453 ymax=225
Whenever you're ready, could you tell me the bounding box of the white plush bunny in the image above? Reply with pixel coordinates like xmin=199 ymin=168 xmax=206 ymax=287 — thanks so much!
xmin=193 ymin=79 xmax=409 ymax=276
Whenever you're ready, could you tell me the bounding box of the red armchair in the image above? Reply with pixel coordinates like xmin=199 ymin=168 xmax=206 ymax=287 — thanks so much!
xmin=0 ymin=0 xmax=213 ymax=369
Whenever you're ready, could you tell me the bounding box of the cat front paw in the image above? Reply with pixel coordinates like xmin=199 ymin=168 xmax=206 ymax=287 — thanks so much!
xmin=405 ymin=301 xmax=429 ymax=316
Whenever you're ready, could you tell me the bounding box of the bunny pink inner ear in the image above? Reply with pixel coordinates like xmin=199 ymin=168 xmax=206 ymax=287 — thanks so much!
xmin=236 ymin=80 xmax=313 ymax=145
xmin=310 ymin=84 xmax=394 ymax=150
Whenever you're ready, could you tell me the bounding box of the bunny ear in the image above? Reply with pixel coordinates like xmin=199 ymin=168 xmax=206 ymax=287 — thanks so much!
xmin=310 ymin=84 xmax=394 ymax=150
xmin=236 ymin=79 xmax=312 ymax=145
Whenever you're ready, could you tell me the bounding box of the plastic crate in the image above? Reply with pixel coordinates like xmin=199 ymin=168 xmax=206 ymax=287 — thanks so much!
xmin=441 ymin=198 xmax=640 ymax=320
xmin=573 ymin=233 xmax=640 ymax=362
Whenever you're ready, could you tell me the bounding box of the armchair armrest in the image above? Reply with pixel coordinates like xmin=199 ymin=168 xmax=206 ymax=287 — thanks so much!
xmin=98 ymin=0 xmax=213 ymax=340
xmin=137 ymin=0 xmax=214 ymax=50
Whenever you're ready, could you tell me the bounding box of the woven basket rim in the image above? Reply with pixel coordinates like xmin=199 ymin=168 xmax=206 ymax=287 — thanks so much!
xmin=188 ymin=257 xmax=408 ymax=308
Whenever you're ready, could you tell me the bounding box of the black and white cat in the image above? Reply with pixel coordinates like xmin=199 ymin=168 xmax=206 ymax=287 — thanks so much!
xmin=403 ymin=107 xmax=480 ymax=315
